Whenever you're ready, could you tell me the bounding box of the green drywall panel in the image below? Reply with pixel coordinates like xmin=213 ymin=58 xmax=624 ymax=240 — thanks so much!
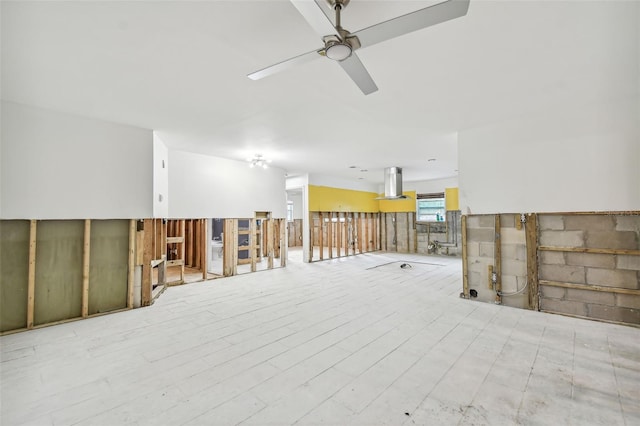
xmin=89 ymin=220 xmax=129 ymax=315
xmin=34 ymin=220 xmax=83 ymax=325
xmin=0 ymin=221 xmax=30 ymax=332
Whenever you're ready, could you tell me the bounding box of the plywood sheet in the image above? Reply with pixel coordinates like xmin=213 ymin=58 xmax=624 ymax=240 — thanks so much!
xmin=89 ymin=220 xmax=129 ymax=315
xmin=0 ymin=220 xmax=30 ymax=332
xmin=34 ymin=220 xmax=83 ymax=325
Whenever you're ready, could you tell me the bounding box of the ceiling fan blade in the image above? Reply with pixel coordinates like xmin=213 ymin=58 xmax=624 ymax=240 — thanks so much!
xmin=248 ymin=49 xmax=322 ymax=80
xmin=353 ymin=0 xmax=470 ymax=49
xmin=338 ymin=53 xmax=378 ymax=95
xmin=290 ymin=0 xmax=338 ymax=38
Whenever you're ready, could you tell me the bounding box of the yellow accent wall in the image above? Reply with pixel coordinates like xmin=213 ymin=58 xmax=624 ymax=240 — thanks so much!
xmin=308 ymin=185 xmax=379 ymax=212
xmin=445 ymin=187 xmax=459 ymax=211
xmin=378 ymin=191 xmax=416 ymax=213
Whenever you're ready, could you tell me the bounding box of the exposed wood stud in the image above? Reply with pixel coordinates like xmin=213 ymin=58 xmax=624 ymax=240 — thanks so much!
xmin=141 ymin=219 xmax=154 ymax=306
xmin=461 ymin=215 xmax=469 ymax=298
xmin=328 ymin=212 xmax=333 ymax=259
xmin=539 ymin=280 xmax=640 ymax=296
xmin=319 ymin=212 xmax=324 ymax=261
xmin=26 ymin=220 xmax=37 ymax=329
xmin=538 ymin=246 xmax=640 ymax=256
xmin=494 ymin=214 xmax=502 ymax=304
xmin=127 ymin=219 xmax=136 ymax=309
xmin=250 ymin=218 xmax=257 ymax=272
xmin=525 ymin=213 xmax=539 ymax=310
xmin=202 ymin=219 xmax=208 ymax=280
xmin=82 ymin=219 xmax=91 ymax=318
xmin=267 ymin=218 xmax=274 ymax=269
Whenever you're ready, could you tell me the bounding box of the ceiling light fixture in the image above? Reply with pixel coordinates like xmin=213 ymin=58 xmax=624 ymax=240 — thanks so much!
xmin=247 ymin=154 xmax=271 ymax=169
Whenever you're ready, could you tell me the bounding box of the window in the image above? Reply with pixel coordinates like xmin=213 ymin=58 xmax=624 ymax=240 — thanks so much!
xmin=417 ymin=192 xmax=446 ymax=222
xmin=287 ymin=202 xmax=294 ymax=222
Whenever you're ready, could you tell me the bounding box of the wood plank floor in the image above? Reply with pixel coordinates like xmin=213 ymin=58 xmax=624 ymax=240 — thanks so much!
xmin=1 ymin=252 xmax=639 ymax=425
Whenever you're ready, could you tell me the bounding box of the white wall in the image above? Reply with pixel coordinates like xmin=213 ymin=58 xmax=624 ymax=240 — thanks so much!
xmin=405 ymin=177 xmax=459 ymax=194
xmin=1 ymin=101 xmax=154 ymax=219
xmin=458 ymin=98 xmax=640 ymax=214
xmin=309 ymin=173 xmax=378 ymax=193
xmin=168 ymin=149 xmax=286 ymax=218
xmin=153 ymin=133 xmax=169 ymax=218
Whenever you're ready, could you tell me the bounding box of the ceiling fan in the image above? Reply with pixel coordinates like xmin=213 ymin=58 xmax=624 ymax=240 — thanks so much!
xmin=248 ymin=0 xmax=470 ymax=95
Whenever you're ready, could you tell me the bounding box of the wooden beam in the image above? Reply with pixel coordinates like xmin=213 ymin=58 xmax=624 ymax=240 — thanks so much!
xmin=127 ymin=219 xmax=136 ymax=309
xmin=267 ymin=218 xmax=274 ymax=269
xmin=461 ymin=215 xmax=469 ymax=299
xmin=494 ymin=214 xmax=501 ymax=304
xmin=318 ymin=212 xmax=324 ymax=261
xmin=223 ymin=219 xmax=237 ymax=276
xmin=525 ymin=213 xmax=539 ymax=310
xmin=180 ymin=220 xmax=185 ymax=281
xmin=26 ymin=220 xmax=37 ymax=329
xmin=82 ymin=219 xmax=91 ymax=318
xmin=539 ymin=280 xmax=640 ymax=296
xmin=328 ymin=212 xmax=333 ymax=259
xmin=202 ymin=219 xmax=208 ymax=280
xmin=250 ymin=218 xmax=257 ymax=272
xmin=141 ymin=219 xmax=154 ymax=306
xmin=538 ymin=246 xmax=640 ymax=256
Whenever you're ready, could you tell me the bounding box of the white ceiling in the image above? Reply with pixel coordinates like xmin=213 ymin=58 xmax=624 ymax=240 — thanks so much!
xmin=2 ymin=1 xmax=636 ymax=184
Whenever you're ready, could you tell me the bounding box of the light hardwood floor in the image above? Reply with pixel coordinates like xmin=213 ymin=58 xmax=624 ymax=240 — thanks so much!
xmin=1 ymin=252 xmax=639 ymax=425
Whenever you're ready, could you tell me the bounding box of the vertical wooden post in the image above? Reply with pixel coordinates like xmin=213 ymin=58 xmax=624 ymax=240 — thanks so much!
xmin=141 ymin=219 xmax=154 ymax=306
xmin=394 ymin=212 xmax=398 ymax=252
xmin=461 ymin=215 xmax=469 ymax=298
xmin=308 ymin=212 xmax=314 ymax=262
xmin=180 ymin=220 xmax=186 ymax=281
xmin=328 ymin=212 xmax=333 ymax=259
xmin=27 ymin=220 xmax=37 ymax=329
xmin=82 ymin=219 xmax=91 ymax=318
xmin=494 ymin=214 xmax=502 ymax=304
xmin=336 ymin=212 xmax=342 ymax=257
xmin=127 ymin=219 xmax=136 ymax=308
xmin=364 ymin=213 xmax=369 ymax=252
xmin=525 ymin=213 xmax=539 ymax=311
xmin=318 ymin=212 xmax=324 ymax=260
xmin=267 ymin=218 xmax=274 ymax=269
xmin=250 ymin=218 xmax=258 ymax=272
xmin=406 ymin=212 xmax=410 ymax=253
xmin=223 ymin=219 xmax=236 ymax=276
xmin=202 ymin=219 xmax=208 ymax=280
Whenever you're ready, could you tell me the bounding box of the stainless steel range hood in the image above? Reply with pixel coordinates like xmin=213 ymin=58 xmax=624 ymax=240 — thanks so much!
xmin=376 ymin=167 xmax=410 ymax=200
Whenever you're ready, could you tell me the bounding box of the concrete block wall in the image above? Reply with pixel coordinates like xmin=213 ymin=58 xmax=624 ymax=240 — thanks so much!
xmin=538 ymin=213 xmax=640 ymax=325
xmin=465 ymin=214 xmax=528 ymax=309
xmin=380 ymin=212 xmax=416 ymax=253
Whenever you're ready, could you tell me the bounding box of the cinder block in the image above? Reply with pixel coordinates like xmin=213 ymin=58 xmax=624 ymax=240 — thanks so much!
xmin=501 ymin=275 xmax=518 ymax=293
xmin=540 ymin=251 xmax=565 ymax=265
xmin=541 ymin=297 xmax=587 ymax=317
xmin=479 ymin=215 xmax=495 ymax=228
xmin=501 ymin=243 xmax=517 ymax=259
xmin=615 ymin=294 xmax=640 ymax=309
xmin=502 ymin=259 xmax=526 ymax=277
xmin=515 ymin=245 xmax=527 ymax=261
xmin=466 ymin=216 xmax=480 ymax=228
xmin=469 ymin=270 xmax=482 ymax=287
xmin=566 ymin=288 xmax=615 ymax=306
xmin=586 ymin=231 xmax=638 ymax=250
xmin=500 ymin=214 xmax=516 ymax=228
xmin=587 ymin=304 xmax=640 ymax=325
xmin=617 ymin=255 xmax=640 ymax=271
xmin=565 ymin=253 xmax=616 ymax=269
xmin=501 ymin=228 xmax=526 ymax=245
xmin=539 ymin=231 xmax=585 ymax=248
xmin=540 ymin=285 xmax=566 ymax=299
xmin=564 ymin=215 xmax=615 ymax=231
xmin=479 ymin=242 xmax=494 ymax=258
xmin=539 ymin=215 xmax=564 ymax=231
xmin=586 ymin=268 xmax=639 ymax=289
xmin=468 ymin=257 xmax=492 ymax=273
xmin=539 ymin=264 xmax=586 ymax=284
xmin=466 ymin=242 xmax=480 ymax=257
xmin=615 ymin=216 xmax=640 ymax=232
xmin=468 ymin=228 xmax=494 ymax=242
